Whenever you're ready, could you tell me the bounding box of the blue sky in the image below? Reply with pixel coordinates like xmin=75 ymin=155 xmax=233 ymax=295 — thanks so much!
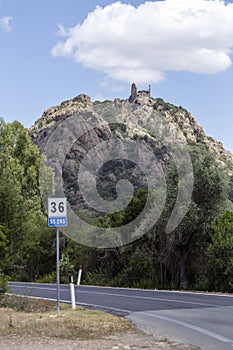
xmin=1 ymin=0 xmax=233 ymax=152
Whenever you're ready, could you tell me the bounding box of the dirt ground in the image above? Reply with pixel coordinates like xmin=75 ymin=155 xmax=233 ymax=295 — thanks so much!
xmin=0 ymin=331 xmax=200 ymax=350
xmin=0 ymin=295 xmax=200 ymax=350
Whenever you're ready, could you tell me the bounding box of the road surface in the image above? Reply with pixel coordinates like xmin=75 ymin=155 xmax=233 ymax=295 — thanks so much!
xmin=8 ymin=282 xmax=233 ymax=350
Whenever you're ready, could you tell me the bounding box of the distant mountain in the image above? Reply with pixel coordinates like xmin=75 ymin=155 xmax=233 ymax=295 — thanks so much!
xmin=30 ymin=84 xmax=233 ymax=213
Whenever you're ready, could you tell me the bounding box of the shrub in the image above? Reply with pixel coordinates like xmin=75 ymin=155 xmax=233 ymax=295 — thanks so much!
xmin=0 ymin=271 xmax=9 ymax=293
xmin=37 ymin=271 xmax=56 ymax=284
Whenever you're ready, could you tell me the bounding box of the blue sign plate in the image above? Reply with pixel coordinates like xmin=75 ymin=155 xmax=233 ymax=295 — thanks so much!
xmin=48 ymin=217 xmax=67 ymax=227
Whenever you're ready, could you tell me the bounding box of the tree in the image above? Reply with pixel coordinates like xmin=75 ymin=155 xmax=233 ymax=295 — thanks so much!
xmin=0 ymin=224 xmax=8 ymax=259
xmin=207 ymin=211 xmax=233 ymax=292
xmin=60 ymin=253 xmax=75 ymax=283
xmin=0 ymin=119 xmax=54 ymax=280
xmin=154 ymin=147 xmax=229 ymax=289
xmin=73 ymin=148 xmax=231 ymax=291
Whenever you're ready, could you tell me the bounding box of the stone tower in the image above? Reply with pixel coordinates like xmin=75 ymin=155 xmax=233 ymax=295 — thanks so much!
xmin=129 ymin=83 xmax=137 ymax=102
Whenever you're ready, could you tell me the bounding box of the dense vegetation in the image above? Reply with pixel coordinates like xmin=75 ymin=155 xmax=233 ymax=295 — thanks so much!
xmin=0 ymin=119 xmax=54 ymax=286
xmin=0 ymin=118 xmax=233 ymax=292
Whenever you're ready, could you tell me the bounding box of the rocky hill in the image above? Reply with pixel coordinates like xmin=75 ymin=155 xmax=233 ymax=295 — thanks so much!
xmin=30 ymin=84 xmax=233 ymax=213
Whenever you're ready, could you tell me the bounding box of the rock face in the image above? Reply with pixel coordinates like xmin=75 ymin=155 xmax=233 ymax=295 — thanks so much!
xmin=30 ymin=85 xmax=233 ymax=213
xmin=30 ymin=94 xmax=92 ymax=150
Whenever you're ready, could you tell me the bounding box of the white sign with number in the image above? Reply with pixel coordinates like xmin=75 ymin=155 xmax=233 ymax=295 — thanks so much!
xmin=48 ymin=198 xmax=67 ymax=227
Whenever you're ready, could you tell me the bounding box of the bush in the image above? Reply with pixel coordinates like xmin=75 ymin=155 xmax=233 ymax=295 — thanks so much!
xmin=0 ymin=294 xmax=56 ymax=312
xmin=0 ymin=271 xmax=9 ymax=293
xmin=84 ymin=268 xmax=110 ymax=286
xmin=37 ymin=271 xmax=56 ymax=284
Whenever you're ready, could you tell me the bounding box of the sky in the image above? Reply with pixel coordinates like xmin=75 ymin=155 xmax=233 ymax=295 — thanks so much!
xmin=1 ymin=0 xmax=233 ymax=152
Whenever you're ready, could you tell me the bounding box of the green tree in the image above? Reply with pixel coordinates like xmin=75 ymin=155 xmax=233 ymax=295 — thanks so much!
xmin=156 ymin=151 xmax=230 ymax=289
xmin=60 ymin=253 xmax=75 ymax=283
xmin=0 ymin=119 xmax=54 ymax=280
xmin=73 ymin=149 xmax=231 ymax=291
xmin=0 ymin=224 xmax=8 ymax=259
xmin=207 ymin=211 xmax=233 ymax=292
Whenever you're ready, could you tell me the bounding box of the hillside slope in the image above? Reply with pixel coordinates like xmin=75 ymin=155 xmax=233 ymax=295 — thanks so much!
xmin=30 ymin=84 xmax=233 ymax=212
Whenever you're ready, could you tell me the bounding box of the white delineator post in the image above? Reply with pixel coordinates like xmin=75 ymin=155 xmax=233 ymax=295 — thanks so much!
xmin=77 ymin=265 xmax=83 ymax=286
xmin=69 ymin=275 xmax=76 ymax=310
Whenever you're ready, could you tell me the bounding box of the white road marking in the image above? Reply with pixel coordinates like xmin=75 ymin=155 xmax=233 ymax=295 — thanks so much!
xmin=74 ymin=290 xmax=222 ymax=307
xmin=139 ymin=311 xmax=233 ymax=345
xmin=9 ymin=284 xmax=223 ymax=307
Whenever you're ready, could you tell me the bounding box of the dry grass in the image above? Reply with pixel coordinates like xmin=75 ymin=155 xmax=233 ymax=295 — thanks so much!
xmin=0 ymin=294 xmax=132 ymax=340
xmin=0 ymin=295 xmax=201 ymax=350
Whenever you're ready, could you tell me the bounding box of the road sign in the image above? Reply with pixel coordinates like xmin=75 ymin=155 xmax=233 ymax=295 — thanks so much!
xmin=48 ymin=198 xmax=67 ymax=227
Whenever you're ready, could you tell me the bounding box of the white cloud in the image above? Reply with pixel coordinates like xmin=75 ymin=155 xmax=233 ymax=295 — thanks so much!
xmin=56 ymin=23 xmax=69 ymax=37
xmin=51 ymin=0 xmax=233 ymax=84
xmin=0 ymin=16 xmax=12 ymax=32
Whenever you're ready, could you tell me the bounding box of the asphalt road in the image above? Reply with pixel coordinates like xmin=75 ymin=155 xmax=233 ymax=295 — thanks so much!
xmin=8 ymin=282 xmax=233 ymax=350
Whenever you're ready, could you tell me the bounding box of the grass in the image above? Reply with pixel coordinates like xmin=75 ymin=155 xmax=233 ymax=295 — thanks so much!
xmin=0 ymin=294 xmax=132 ymax=340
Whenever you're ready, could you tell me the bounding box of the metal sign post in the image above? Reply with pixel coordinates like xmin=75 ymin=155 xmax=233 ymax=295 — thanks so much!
xmin=56 ymin=227 xmax=60 ymax=315
xmin=48 ymin=198 xmax=67 ymax=315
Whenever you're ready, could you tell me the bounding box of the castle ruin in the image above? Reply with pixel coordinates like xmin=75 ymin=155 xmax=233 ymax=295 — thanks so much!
xmin=128 ymin=83 xmax=151 ymax=102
